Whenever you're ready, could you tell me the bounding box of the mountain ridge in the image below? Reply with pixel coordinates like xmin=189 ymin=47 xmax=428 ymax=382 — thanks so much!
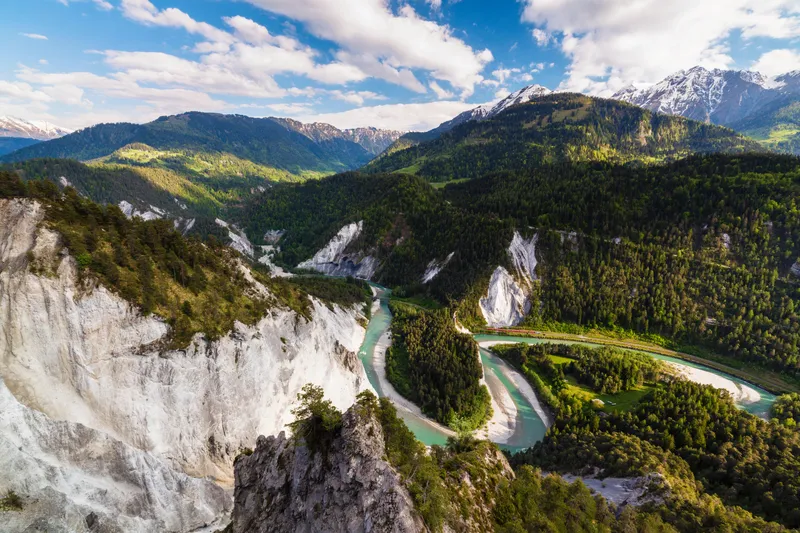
xmin=366 ymin=93 xmax=762 ymax=181
xmin=0 ymin=116 xmax=71 ymax=140
xmin=1 ymin=112 xmax=381 ymax=176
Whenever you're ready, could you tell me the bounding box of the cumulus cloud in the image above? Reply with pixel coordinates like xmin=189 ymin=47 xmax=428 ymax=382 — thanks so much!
xmin=243 ymin=0 xmax=493 ymax=95
xmin=752 ymin=49 xmax=800 ymax=77
xmin=494 ymin=88 xmax=511 ymax=99
xmin=519 ymin=0 xmax=800 ymax=94
xmin=300 ymin=100 xmax=478 ymax=131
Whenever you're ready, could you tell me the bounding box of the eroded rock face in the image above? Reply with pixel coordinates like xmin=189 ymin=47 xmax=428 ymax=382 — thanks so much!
xmin=479 ymin=231 xmax=539 ymax=328
xmin=297 ymin=221 xmax=378 ymax=279
xmin=0 ymin=198 xmax=372 ymax=532
xmin=232 ymin=408 xmax=426 ymax=533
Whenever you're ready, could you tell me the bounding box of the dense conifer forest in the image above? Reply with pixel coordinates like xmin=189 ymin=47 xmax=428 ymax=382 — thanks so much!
xmin=386 ymin=303 xmax=491 ymax=430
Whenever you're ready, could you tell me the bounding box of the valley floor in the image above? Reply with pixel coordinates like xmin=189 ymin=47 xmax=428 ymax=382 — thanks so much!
xmin=482 ymin=327 xmax=798 ymax=395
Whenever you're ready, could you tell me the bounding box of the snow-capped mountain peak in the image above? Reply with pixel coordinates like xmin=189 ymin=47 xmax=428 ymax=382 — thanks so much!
xmin=489 ymin=85 xmax=553 ymax=116
xmin=428 ymin=84 xmax=553 ymax=136
xmin=612 ymin=67 xmax=780 ymax=125
xmin=0 ymin=116 xmax=71 ymax=140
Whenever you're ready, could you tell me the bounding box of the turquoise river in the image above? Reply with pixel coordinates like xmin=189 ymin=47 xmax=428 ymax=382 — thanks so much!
xmin=357 ymin=285 xmax=777 ymax=451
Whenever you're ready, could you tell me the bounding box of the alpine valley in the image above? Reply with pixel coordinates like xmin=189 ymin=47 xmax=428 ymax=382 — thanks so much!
xmin=3 ymin=64 xmax=800 ymax=533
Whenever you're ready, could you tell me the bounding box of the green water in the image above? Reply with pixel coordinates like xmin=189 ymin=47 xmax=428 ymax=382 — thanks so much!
xmin=357 ymin=285 xmax=449 ymax=446
xmin=474 ymin=335 xmax=777 ymax=418
xmin=357 ymin=285 xmax=547 ymax=449
xmin=480 ymin=349 xmax=548 ymax=452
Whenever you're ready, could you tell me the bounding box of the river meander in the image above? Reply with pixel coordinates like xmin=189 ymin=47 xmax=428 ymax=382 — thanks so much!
xmin=357 ymin=286 xmax=777 ymax=451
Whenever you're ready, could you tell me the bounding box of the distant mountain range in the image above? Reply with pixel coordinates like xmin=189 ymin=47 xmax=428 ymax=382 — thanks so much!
xmin=0 ymin=116 xmax=71 ymax=140
xmin=613 ymin=67 xmax=800 ymax=154
xmin=367 ymin=92 xmax=761 ymax=181
xmin=1 ymin=112 xmax=402 ymax=176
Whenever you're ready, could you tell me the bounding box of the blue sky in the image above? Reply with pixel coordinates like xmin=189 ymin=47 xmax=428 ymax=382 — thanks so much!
xmin=1 ymin=0 xmax=799 ymax=131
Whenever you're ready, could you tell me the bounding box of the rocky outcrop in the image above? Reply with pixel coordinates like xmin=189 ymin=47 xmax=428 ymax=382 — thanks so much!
xmin=480 ymin=267 xmax=531 ymax=328
xmin=422 ymin=252 xmax=454 ymax=284
xmin=0 ymin=198 xmax=372 ymax=532
xmin=480 ymin=231 xmax=539 ymax=327
xmin=297 ymin=221 xmax=378 ymax=279
xmin=232 ymin=407 xmax=426 ymax=533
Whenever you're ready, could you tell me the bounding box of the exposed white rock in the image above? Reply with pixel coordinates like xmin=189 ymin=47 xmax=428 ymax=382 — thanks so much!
xmin=480 ymin=232 xmax=540 ymax=328
xmin=721 ymin=233 xmax=731 ymax=249
xmin=508 ymin=232 xmax=538 ymax=286
xmin=58 ymin=176 xmax=72 ymax=188
xmin=297 ymin=221 xmax=378 ymax=279
xmin=258 ymin=245 xmax=293 ymax=278
xmin=0 ymin=377 xmax=231 ymax=533
xmin=118 ymin=200 xmax=162 ymax=221
xmin=480 ymin=267 xmax=531 ymax=328
xmin=556 ymin=473 xmax=669 ymax=507
xmin=215 ymin=218 xmax=254 ymax=258
xmin=791 ymin=260 xmax=800 ymax=278
xmin=0 ymin=199 xmax=372 ymax=531
xmin=263 ymin=229 xmax=285 ymax=245
xmin=422 ymin=252 xmax=454 ymax=283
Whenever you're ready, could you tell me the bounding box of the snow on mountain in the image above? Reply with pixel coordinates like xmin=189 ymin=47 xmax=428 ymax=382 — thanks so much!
xmin=0 ymin=116 xmax=71 ymax=140
xmin=430 ymin=85 xmax=552 ymax=136
xmin=489 ymin=85 xmax=553 ymax=116
xmin=612 ymin=67 xmax=798 ymax=126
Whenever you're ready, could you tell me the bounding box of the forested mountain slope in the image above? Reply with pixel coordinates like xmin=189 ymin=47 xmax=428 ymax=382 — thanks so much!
xmin=0 ymin=137 xmax=38 ymax=157
xmin=365 ymin=93 xmax=762 ymax=182
xmin=240 ymin=154 xmax=800 ymax=377
xmin=729 ymin=94 xmax=800 ymax=155
xmin=1 ymin=112 xmax=373 ymax=176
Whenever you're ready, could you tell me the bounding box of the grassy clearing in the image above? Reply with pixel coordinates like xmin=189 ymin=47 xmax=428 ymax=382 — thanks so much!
xmin=547 ymin=355 xmax=654 ymax=412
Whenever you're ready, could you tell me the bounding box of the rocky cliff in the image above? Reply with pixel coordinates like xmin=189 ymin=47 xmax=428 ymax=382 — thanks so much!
xmin=0 ymin=198 xmax=372 ymax=532
xmin=231 ymin=406 xmax=426 ymax=533
xmin=480 ymin=231 xmax=539 ymax=327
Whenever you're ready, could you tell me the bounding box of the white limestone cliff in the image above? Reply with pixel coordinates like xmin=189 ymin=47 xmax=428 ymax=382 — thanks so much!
xmin=480 ymin=231 xmax=539 ymax=327
xmin=0 ymin=198 xmax=371 ymax=532
xmin=297 ymin=221 xmax=378 ymax=279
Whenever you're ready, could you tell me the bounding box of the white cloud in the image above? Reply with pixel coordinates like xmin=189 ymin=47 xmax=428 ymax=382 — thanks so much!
xmin=520 ymin=73 xmax=533 ymax=82
xmin=519 ymin=0 xmax=800 ymax=95
xmin=243 ymin=0 xmax=493 ymax=95
xmin=531 ymin=28 xmax=551 ymax=46
xmin=105 ymin=50 xmax=286 ymax=98
xmin=300 ymin=100 xmax=478 ymax=131
xmin=752 ymin=49 xmax=800 ymax=77
xmin=58 ymin=0 xmax=114 ymax=9
xmin=429 ymin=81 xmax=454 ymax=98
xmin=426 ymin=0 xmax=442 ymax=11
xmin=16 ymin=66 xmax=230 ymax=116
xmin=120 ymin=0 xmax=234 ymax=46
xmin=494 ymin=88 xmax=511 ymax=99
xmin=39 ymin=59 xmax=49 ymax=65
xmin=21 ymin=33 xmax=48 ymax=40
xmin=492 ymin=68 xmax=521 ymax=84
